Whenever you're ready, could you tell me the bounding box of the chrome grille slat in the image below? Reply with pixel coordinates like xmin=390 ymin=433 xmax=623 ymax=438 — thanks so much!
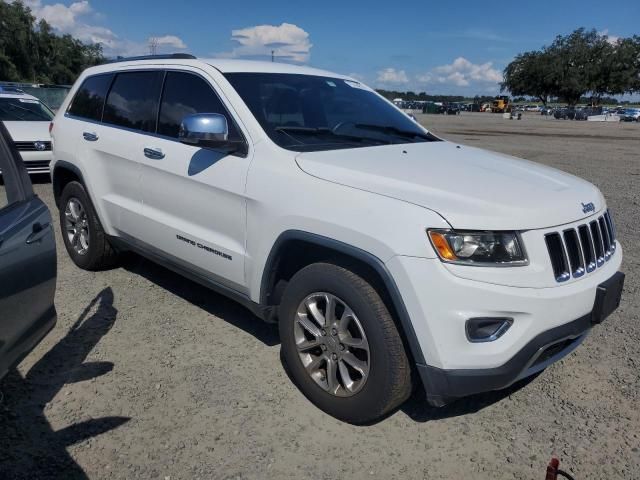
xmin=546 ymin=212 xmax=616 ymax=283
xmin=13 ymin=141 xmax=52 ymax=151
xmin=563 ymin=229 xmax=585 ymax=278
xmin=603 ymin=211 xmax=616 ymax=253
xmin=590 ymin=220 xmax=605 ymax=266
xmin=578 ymin=225 xmax=596 ymax=273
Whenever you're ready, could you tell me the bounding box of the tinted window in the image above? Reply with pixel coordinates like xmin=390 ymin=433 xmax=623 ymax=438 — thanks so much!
xmin=158 ymin=71 xmax=240 ymax=139
xmin=68 ymin=74 xmax=113 ymax=121
xmin=0 ymin=98 xmax=54 ymax=122
xmin=103 ymin=71 xmax=163 ymax=132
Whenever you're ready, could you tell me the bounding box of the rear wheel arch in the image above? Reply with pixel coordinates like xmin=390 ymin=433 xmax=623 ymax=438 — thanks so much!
xmin=260 ymin=230 xmax=426 ymax=367
xmin=52 ymin=161 xmax=85 ymax=207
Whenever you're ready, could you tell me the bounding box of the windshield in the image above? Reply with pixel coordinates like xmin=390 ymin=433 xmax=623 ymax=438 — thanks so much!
xmin=0 ymin=97 xmax=54 ymax=121
xmin=225 ymin=73 xmax=438 ymax=152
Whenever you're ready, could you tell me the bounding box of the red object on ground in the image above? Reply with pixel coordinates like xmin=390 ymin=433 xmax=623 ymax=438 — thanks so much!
xmin=545 ymin=457 xmax=560 ymax=480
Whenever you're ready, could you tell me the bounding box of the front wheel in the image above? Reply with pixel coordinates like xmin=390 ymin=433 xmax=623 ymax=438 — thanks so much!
xmin=279 ymin=263 xmax=412 ymax=424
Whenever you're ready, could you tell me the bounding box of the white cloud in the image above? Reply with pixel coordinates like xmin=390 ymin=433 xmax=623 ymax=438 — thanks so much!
xmin=598 ymin=29 xmax=620 ymax=45
xmin=152 ymin=35 xmax=187 ymax=50
xmin=376 ymin=67 xmax=409 ymax=85
xmin=417 ymin=57 xmax=502 ymax=88
xmin=219 ymin=23 xmax=312 ymax=63
xmin=14 ymin=0 xmax=187 ymax=57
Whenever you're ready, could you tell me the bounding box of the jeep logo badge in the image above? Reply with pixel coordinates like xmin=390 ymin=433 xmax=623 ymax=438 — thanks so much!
xmin=581 ymin=202 xmax=595 ymax=214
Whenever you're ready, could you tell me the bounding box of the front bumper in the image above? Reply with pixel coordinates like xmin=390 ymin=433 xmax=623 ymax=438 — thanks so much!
xmin=419 ymin=310 xmax=590 ymax=406
xmin=386 ymin=246 xmax=623 ymax=406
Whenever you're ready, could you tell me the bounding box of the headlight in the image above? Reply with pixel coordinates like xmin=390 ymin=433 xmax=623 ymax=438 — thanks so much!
xmin=428 ymin=229 xmax=527 ymax=266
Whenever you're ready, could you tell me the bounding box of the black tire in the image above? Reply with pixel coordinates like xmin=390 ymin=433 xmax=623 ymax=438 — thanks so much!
xmin=59 ymin=181 xmax=119 ymax=270
xmin=279 ymin=262 xmax=412 ymax=424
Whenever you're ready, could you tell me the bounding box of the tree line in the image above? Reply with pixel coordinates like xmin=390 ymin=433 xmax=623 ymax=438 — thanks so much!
xmin=0 ymin=0 xmax=104 ymax=85
xmin=502 ymin=28 xmax=640 ymax=106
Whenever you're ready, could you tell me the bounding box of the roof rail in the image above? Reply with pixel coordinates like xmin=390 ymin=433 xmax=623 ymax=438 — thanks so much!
xmin=107 ymin=53 xmax=197 ymax=64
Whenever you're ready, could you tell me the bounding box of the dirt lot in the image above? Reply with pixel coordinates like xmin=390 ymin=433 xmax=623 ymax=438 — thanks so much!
xmin=1 ymin=113 xmax=638 ymax=479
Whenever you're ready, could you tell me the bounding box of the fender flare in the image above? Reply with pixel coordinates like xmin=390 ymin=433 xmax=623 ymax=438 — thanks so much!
xmin=51 ymin=160 xmax=86 ymax=204
xmin=260 ymin=230 xmax=426 ymax=366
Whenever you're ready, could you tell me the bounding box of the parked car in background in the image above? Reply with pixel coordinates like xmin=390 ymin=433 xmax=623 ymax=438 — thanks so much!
xmin=620 ymin=108 xmax=640 ymax=122
xmin=574 ymin=106 xmax=603 ymax=121
xmin=554 ymin=107 xmax=576 ymax=120
xmin=0 ymin=86 xmax=54 ymax=174
xmin=0 ymin=120 xmax=57 ymax=380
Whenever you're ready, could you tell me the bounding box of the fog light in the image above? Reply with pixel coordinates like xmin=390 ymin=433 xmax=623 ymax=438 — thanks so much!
xmin=465 ymin=317 xmax=513 ymax=343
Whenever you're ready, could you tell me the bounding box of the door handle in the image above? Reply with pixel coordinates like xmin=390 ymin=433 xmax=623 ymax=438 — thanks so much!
xmin=144 ymin=147 xmax=165 ymax=160
xmin=26 ymin=222 xmax=51 ymax=245
xmin=83 ymin=131 xmax=99 ymax=141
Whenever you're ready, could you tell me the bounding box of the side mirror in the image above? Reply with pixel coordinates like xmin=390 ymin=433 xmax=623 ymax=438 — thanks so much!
xmin=178 ymin=113 xmax=246 ymax=155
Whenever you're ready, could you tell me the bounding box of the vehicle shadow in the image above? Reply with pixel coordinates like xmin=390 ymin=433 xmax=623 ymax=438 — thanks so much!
xmin=0 ymin=287 xmax=129 ymax=479
xmin=399 ymin=373 xmax=540 ymax=423
xmin=122 ymin=255 xmax=280 ymax=347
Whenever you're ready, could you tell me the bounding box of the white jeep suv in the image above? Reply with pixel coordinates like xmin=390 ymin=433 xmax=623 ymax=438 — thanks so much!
xmin=50 ymin=54 xmax=624 ymax=423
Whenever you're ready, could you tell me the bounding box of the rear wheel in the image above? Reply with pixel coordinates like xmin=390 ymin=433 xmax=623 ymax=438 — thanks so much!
xmin=279 ymin=263 xmax=412 ymax=424
xmin=59 ymin=181 xmax=118 ymax=270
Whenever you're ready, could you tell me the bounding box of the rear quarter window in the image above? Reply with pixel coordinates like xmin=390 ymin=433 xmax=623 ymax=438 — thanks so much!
xmin=67 ymin=74 xmax=113 ymax=121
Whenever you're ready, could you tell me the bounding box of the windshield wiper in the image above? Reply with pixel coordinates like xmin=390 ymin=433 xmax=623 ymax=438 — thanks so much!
xmin=352 ymin=123 xmax=436 ymax=141
xmin=274 ymin=126 xmax=389 ymax=145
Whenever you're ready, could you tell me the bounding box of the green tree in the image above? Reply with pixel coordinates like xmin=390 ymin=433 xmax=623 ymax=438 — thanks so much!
xmin=0 ymin=0 xmax=105 ymax=84
xmin=502 ymin=28 xmax=640 ymax=106
xmin=502 ymin=50 xmax=555 ymax=105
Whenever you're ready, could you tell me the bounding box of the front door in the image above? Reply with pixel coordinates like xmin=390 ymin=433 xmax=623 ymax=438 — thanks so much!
xmin=0 ymin=121 xmax=56 ymax=379
xmin=136 ymin=69 xmax=251 ymax=293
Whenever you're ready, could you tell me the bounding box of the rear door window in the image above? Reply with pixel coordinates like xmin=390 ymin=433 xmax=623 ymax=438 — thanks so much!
xmin=67 ymin=74 xmax=113 ymax=121
xmin=103 ymin=71 xmax=164 ymax=132
xmin=157 ymin=71 xmax=240 ymax=139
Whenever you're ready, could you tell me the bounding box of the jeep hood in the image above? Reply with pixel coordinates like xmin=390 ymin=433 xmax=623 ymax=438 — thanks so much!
xmin=295 ymin=141 xmax=604 ymax=230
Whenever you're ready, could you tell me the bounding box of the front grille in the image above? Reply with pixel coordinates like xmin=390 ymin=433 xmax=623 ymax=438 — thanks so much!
xmin=25 ymin=160 xmax=51 ymax=170
xmin=545 ymin=210 xmax=617 ymax=282
xmin=14 ymin=141 xmax=52 ymax=151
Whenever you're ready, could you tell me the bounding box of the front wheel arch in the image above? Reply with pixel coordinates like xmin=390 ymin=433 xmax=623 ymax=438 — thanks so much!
xmin=260 ymin=230 xmax=427 ymax=369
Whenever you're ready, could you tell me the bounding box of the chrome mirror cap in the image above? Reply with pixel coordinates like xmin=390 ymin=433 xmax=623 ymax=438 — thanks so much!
xmin=179 ymin=113 xmax=229 ymax=144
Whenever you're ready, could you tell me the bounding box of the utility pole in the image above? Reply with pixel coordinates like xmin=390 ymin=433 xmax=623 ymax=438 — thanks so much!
xmin=149 ymin=37 xmax=159 ymax=55
xmin=271 ymin=50 xmax=274 ymax=62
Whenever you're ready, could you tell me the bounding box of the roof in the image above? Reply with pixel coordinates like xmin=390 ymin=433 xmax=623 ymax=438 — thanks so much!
xmin=201 ymin=59 xmax=348 ymax=78
xmin=83 ymin=57 xmax=350 ymax=80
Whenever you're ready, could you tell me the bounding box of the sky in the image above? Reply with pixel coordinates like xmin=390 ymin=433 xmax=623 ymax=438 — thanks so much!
xmin=16 ymin=0 xmax=640 ymax=96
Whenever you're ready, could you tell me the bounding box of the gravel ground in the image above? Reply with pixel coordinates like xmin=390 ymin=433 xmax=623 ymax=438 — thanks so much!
xmin=0 ymin=112 xmax=638 ymax=479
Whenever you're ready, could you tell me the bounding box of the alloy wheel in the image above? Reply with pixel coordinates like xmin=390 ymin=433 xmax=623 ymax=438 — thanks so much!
xmin=294 ymin=292 xmax=370 ymax=397
xmin=64 ymin=197 xmax=90 ymax=255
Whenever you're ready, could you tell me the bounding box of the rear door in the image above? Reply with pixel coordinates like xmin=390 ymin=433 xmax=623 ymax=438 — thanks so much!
xmin=0 ymin=121 xmax=57 ymax=379
xmin=65 ymin=70 xmax=163 ymax=237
